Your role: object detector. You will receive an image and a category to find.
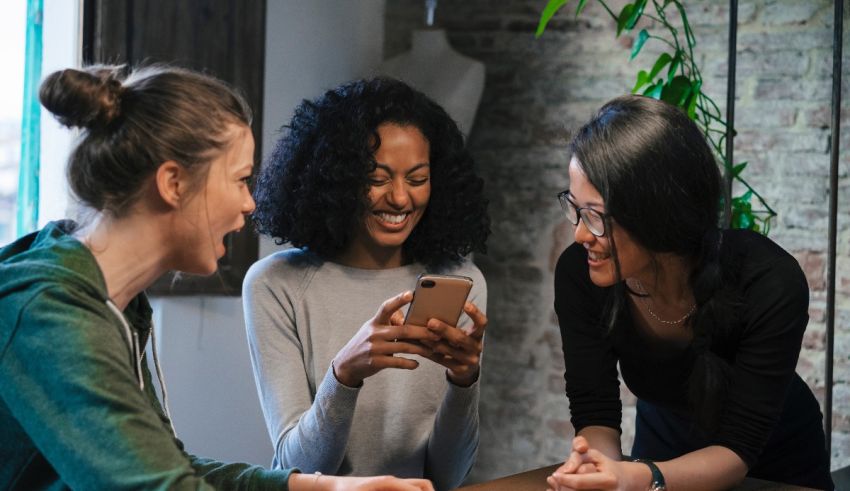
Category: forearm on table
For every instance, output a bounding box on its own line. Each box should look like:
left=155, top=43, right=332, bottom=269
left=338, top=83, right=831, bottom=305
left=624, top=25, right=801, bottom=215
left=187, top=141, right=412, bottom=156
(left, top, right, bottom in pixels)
left=426, top=380, right=480, bottom=489
left=276, top=366, right=360, bottom=473
left=651, top=445, right=747, bottom=491
left=288, top=472, right=346, bottom=491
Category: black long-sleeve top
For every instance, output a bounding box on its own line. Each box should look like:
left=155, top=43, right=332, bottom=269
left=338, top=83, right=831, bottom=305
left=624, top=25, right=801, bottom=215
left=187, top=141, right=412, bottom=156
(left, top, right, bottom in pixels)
left=554, top=229, right=817, bottom=469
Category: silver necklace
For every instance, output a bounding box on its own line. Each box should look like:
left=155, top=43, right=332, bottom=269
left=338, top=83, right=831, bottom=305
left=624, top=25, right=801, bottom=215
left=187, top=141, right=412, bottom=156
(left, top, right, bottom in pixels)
left=634, top=279, right=697, bottom=325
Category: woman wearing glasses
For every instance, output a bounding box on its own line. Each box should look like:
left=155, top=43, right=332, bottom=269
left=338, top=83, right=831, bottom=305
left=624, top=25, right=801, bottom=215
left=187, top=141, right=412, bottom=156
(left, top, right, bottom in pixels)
left=547, top=95, right=832, bottom=490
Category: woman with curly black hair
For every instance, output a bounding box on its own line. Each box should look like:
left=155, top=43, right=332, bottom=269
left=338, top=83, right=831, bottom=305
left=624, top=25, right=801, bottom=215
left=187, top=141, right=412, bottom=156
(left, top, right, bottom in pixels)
left=243, top=78, right=490, bottom=491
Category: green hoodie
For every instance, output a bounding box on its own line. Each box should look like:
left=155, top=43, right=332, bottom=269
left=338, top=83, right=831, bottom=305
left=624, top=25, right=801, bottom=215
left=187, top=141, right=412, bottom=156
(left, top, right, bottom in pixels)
left=0, top=221, right=294, bottom=490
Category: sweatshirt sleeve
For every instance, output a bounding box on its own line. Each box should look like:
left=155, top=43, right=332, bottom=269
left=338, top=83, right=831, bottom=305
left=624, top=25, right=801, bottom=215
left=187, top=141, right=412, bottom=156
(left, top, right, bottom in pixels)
left=243, top=260, right=360, bottom=474
left=554, top=242, right=622, bottom=434
left=425, top=265, right=486, bottom=490
left=711, top=247, right=810, bottom=467
left=0, top=286, right=295, bottom=490
left=138, top=350, right=297, bottom=490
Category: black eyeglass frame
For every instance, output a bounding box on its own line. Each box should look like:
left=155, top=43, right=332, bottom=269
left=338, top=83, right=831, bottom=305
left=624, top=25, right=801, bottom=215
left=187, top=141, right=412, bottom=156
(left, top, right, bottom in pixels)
left=557, top=190, right=609, bottom=237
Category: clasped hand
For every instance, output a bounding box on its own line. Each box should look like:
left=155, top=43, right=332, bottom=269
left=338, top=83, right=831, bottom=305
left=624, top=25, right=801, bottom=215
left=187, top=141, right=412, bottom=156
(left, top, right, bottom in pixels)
left=546, top=436, right=632, bottom=491
left=332, top=291, right=487, bottom=388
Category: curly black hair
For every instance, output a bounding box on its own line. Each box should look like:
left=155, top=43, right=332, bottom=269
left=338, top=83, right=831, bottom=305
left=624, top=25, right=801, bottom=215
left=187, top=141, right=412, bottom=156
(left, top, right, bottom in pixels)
left=252, top=77, right=490, bottom=269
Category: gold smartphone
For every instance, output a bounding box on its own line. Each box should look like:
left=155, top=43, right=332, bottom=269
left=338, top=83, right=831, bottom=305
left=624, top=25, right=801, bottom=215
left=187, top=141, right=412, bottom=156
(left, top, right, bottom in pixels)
left=404, top=274, right=474, bottom=327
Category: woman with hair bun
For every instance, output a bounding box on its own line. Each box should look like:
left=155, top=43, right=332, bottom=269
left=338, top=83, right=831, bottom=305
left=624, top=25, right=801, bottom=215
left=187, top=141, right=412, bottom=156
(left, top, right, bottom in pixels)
left=547, top=95, right=832, bottom=490
left=244, top=77, right=490, bottom=490
left=0, top=65, right=433, bottom=491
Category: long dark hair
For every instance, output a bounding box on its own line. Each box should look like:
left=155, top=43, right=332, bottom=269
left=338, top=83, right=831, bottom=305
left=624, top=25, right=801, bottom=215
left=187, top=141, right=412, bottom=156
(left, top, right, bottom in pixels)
left=570, top=94, right=737, bottom=431
left=40, top=64, right=252, bottom=216
left=251, top=77, right=490, bottom=269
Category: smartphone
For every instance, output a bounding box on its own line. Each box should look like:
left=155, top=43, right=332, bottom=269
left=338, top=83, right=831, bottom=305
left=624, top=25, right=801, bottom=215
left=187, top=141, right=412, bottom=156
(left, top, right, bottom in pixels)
left=404, top=274, right=474, bottom=327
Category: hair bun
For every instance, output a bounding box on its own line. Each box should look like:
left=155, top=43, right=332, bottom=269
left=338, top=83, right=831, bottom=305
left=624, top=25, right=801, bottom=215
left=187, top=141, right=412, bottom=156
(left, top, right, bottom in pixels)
left=39, top=65, right=127, bottom=129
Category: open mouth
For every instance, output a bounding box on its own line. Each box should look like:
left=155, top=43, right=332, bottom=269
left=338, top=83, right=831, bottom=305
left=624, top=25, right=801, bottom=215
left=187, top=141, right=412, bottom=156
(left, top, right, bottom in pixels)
left=374, top=211, right=411, bottom=226
left=585, top=247, right=612, bottom=267
left=587, top=250, right=611, bottom=261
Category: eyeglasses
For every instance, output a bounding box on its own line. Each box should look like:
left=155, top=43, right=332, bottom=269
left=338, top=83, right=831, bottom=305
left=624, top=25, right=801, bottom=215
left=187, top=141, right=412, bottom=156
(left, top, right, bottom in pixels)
left=557, top=191, right=608, bottom=237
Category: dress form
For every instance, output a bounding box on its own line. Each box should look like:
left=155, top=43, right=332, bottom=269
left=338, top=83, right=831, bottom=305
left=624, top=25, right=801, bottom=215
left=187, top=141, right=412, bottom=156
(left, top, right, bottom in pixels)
left=378, top=28, right=485, bottom=137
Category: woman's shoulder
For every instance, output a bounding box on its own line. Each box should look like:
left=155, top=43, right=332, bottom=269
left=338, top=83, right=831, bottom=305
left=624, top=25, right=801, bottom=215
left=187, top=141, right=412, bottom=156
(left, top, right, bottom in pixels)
left=244, top=248, right=322, bottom=292
left=553, top=242, right=609, bottom=306
left=555, top=241, right=589, bottom=282
left=721, top=230, right=808, bottom=317
left=437, top=257, right=487, bottom=286
left=724, top=228, right=791, bottom=257
left=722, top=229, right=804, bottom=283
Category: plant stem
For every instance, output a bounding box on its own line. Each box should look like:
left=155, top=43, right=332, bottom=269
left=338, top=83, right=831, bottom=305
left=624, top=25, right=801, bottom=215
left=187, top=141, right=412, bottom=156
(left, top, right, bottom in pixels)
left=549, top=0, right=778, bottom=233
left=647, top=34, right=677, bottom=50
left=734, top=175, right=778, bottom=216
left=597, top=0, right=618, bottom=21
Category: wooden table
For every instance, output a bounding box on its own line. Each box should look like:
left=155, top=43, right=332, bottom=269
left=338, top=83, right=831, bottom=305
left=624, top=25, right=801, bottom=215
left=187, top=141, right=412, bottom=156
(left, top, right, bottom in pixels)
left=457, top=464, right=819, bottom=490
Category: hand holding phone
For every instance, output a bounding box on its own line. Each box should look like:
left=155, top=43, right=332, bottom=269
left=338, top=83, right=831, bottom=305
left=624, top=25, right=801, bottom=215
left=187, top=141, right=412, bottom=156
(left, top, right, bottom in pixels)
left=332, top=291, right=441, bottom=387
left=405, top=274, right=487, bottom=386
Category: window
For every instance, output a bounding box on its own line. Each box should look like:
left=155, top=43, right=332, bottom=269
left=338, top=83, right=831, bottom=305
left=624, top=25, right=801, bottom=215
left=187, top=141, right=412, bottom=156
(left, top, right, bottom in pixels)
left=0, top=1, right=27, bottom=243
left=0, top=0, right=80, bottom=244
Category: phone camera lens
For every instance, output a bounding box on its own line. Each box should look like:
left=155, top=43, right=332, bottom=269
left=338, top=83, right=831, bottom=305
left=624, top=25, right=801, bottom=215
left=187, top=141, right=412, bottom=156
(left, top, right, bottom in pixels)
left=421, top=280, right=436, bottom=288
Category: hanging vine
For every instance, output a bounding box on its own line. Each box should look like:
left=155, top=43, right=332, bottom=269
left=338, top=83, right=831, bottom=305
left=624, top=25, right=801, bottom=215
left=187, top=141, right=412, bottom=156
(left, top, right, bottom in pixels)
left=537, top=0, right=776, bottom=234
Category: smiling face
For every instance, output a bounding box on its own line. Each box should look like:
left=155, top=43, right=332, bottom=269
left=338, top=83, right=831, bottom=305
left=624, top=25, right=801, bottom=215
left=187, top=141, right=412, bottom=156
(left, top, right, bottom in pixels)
left=178, top=124, right=256, bottom=275
left=343, top=122, right=431, bottom=269
left=569, top=156, right=652, bottom=287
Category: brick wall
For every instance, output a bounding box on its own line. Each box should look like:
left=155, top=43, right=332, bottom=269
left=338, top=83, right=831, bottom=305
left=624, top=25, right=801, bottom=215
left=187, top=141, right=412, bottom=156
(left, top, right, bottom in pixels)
left=385, top=0, right=849, bottom=481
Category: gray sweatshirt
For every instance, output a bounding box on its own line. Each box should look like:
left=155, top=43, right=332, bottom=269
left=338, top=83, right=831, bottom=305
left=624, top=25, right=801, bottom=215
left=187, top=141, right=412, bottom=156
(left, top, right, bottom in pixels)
left=242, top=249, right=486, bottom=491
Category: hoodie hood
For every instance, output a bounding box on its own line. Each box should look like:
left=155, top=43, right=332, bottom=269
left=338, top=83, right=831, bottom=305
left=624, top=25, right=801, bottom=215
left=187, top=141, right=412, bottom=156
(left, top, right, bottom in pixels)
left=0, top=220, right=152, bottom=330
left=0, top=220, right=107, bottom=302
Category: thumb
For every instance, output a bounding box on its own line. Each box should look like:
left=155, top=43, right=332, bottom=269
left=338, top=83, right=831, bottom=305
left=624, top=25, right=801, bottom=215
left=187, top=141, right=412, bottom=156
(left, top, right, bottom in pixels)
left=374, top=291, right=413, bottom=324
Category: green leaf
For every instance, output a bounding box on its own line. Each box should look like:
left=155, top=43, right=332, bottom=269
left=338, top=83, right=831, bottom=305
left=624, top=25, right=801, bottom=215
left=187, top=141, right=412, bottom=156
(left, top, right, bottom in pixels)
left=648, top=53, right=673, bottom=80
left=617, top=4, right=635, bottom=36
left=686, top=79, right=701, bottom=119
left=643, top=82, right=663, bottom=99
left=686, top=92, right=698, bottom=120
left=731, top=196, right=754, bottom=230
left=731, top=161, right=748, bottom=177
left=625, top=0, right=647, bottom=31
left=630, top=29, right=649, bottom=60
left=661, top=75, right=692, bottom=106
left=536, top=0, right=570, bottom=38
left=736, top=212, right=753, bottom=230
left=666, top=53, right=681, bottom=84
left=632, top=70, right=650, bottom=93
left=575, top=0, right=589, bottom=16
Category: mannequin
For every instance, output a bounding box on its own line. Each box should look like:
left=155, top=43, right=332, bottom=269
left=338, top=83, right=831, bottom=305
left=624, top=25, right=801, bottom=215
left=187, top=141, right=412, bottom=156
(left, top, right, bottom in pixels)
left=378, top=4, right=484, bottom=137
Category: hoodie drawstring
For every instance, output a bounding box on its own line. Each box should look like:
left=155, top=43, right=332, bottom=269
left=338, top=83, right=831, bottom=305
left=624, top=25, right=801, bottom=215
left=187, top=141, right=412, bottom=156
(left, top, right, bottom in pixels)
left=148, top=324, right=177, bottom=436
left=105, top=299, right=177, bottom=437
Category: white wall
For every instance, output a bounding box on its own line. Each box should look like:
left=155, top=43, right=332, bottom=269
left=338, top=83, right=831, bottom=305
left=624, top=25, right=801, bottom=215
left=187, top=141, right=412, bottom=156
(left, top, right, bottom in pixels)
left=260, top=0, right=386, bottom=257
left=151, top=0, right=386, bottom=466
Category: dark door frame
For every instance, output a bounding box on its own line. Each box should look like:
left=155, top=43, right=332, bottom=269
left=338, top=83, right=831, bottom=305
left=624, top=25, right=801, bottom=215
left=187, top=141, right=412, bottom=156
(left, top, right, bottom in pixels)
left=81, top=0, right=266, bottom=296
